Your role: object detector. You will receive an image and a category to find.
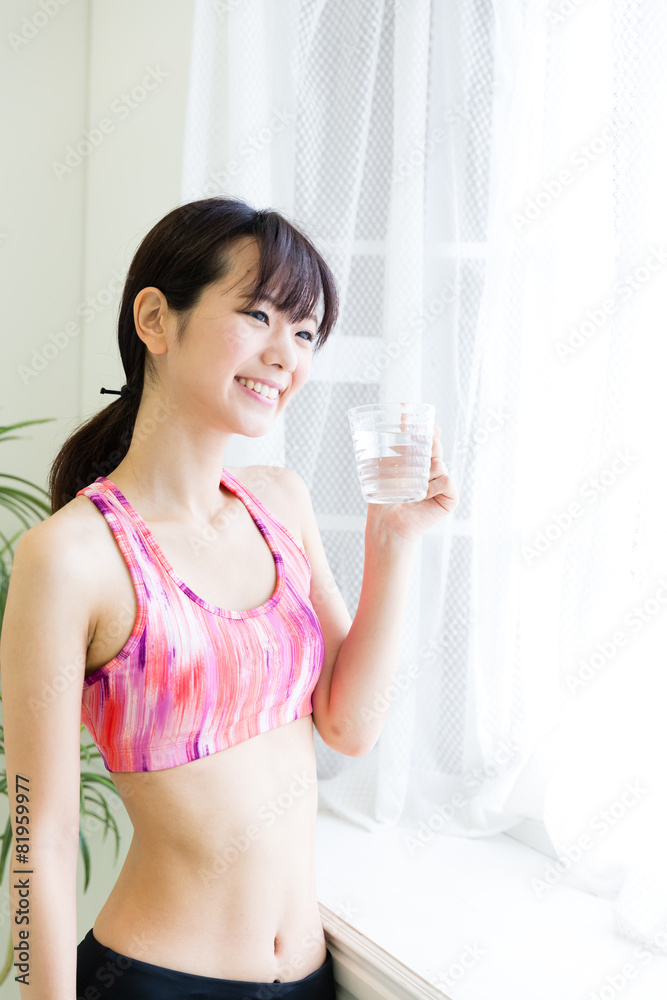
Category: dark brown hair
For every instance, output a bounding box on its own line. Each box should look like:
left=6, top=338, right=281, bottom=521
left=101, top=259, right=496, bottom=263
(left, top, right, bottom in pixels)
left=48, top=196, right=339, bottom=513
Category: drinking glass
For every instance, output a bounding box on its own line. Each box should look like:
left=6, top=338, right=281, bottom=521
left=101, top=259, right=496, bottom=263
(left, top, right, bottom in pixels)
left=347, top=402, right=435, bottom=503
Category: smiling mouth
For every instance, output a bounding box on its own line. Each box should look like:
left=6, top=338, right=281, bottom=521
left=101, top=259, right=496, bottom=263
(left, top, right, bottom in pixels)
left=234, top=377, right=281, bottom=403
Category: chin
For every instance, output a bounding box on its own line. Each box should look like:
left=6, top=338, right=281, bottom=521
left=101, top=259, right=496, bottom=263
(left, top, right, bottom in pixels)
left=237, top=422, right=272, bottom=437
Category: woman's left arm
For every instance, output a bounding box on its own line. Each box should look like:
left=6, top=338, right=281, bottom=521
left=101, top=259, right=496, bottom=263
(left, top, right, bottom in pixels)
left=289, top=424, right=459, bottom=757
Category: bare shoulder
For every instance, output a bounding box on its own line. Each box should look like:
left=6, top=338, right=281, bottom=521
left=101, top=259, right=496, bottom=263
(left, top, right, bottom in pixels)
left=257, top=465, right=308, bottom=514
left=271, top=466, right=309, bottom=508
left=227, top=464, right=308, bottom=543
left=14, top=494, right=110, bottom=584
left=227, top=464, right=304, bottom=505
left=18, top=494, right=103, bottom=549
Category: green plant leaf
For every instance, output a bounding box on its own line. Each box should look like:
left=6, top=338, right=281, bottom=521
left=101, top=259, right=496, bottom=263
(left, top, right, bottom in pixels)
left=0, top=418, right=56, bottom=437
left=80, top=772, right=123, bottom=863
left=0, top=487, right=51, bottom=525
left=79, top=829, right=91, bottom=893
left=0, top=471, right=50, bottom=491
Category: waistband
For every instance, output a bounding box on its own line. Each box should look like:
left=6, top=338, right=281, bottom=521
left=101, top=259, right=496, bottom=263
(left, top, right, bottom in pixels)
left=76, top=928, right=337, bottom=1000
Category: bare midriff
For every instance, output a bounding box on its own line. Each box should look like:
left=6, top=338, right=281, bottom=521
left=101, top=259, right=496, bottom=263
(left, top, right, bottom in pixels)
left=79, top=466, right=328, bottom=983
left=91, top=715, right=326, bottom=982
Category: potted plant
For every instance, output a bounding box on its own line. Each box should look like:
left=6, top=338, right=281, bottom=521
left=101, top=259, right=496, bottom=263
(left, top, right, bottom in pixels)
left=0, top=419, right=124, bottom=985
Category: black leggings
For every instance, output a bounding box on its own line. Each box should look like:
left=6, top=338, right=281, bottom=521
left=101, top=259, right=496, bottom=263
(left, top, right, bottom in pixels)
left=76, top=928, right=338, bottom=999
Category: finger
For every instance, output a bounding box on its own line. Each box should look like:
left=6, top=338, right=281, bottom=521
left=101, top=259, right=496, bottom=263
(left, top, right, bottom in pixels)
left=425, top=473, right=452, bottom=497
left=429, top=463, right=448, bottom=484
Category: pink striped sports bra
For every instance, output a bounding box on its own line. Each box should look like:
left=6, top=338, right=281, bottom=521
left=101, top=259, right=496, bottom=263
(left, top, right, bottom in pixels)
left=77, top=470, right=325, bottom=773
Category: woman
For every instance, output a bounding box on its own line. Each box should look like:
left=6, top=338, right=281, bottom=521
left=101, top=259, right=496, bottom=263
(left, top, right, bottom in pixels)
left=0, top=197, right=458, bottom=1000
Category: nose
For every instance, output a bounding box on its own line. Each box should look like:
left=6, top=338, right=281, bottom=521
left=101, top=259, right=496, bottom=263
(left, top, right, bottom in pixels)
left=265, top=322, right=298, bottom=372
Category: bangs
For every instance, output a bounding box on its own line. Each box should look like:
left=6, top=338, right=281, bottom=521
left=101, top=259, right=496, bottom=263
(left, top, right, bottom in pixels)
left=231, top=212, right=336, bottom=351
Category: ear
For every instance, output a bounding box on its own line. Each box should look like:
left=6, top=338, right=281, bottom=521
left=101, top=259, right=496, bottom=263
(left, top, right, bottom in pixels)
left=133, top=286, right=172, bottom=356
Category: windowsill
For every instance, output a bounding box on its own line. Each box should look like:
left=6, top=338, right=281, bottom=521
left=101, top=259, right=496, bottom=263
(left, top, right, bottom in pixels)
left=315, top=809, right=666, bottom=1000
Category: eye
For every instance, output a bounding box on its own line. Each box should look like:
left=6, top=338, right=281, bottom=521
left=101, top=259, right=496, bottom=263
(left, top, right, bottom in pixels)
left=246, top=309, right=269, bottom=324
left=246, top=310, right=314, bottom=343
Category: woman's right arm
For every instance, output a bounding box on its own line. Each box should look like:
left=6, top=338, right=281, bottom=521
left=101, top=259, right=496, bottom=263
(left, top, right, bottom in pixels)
left=0, top=518, right=94, bottom=1000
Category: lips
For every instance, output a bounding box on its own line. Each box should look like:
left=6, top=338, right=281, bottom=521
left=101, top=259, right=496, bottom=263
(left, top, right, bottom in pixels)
left=234, top=377, right=280, bottom=405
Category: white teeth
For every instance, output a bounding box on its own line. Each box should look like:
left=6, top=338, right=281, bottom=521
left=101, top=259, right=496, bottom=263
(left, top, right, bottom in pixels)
left=236, top=377, right=279, bottom=399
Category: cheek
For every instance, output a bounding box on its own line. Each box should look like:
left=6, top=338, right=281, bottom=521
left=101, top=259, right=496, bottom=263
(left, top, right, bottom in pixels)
left=217, top=331, right=244, bottom=358
left=203, top=328, right=249, bottom=368
left=295, top=351, right=313, bottom=383
left=228, top=324, right=254, bottom=348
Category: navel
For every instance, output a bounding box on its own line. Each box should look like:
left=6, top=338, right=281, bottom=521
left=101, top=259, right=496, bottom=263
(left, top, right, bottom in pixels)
left=272, top=934, right=281, bottom=982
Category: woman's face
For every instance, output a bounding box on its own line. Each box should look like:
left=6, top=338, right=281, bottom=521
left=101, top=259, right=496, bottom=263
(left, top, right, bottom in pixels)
left=156, top=238, right=317, bottom=436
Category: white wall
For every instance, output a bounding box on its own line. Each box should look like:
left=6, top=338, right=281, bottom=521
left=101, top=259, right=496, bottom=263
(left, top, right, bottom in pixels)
left=0, top=2, right=195, bottom=995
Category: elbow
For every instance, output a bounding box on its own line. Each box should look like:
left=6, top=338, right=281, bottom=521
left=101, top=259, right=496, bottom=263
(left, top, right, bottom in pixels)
left=349, top=741, right=375, bottom=757
left=312, top=704, right=378, bottom=757
left=336, top=738, right=373, bottom=757
left=315, top=718, right=376, bottom=757
left=324, top=736, right=371, bottom=757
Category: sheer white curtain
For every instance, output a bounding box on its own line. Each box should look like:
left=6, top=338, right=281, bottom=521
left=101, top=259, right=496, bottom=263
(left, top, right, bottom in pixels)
left=181, top=0, right=667, bottom=954
left=525, top=0, right=667, bottom=954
